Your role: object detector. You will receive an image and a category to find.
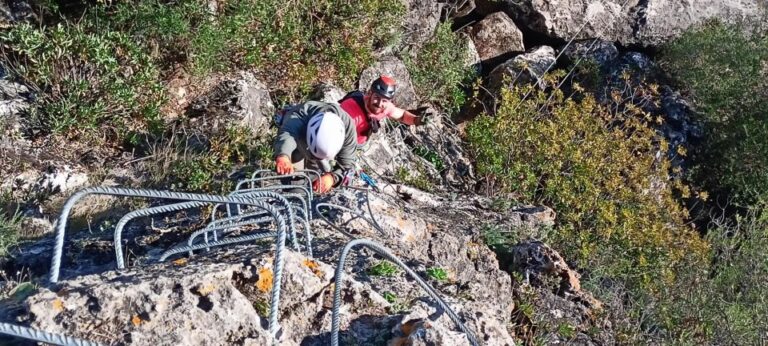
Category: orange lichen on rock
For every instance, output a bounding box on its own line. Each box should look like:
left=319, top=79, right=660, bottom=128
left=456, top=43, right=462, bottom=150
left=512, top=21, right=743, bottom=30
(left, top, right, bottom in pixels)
left=256, top=267, right=274, bottom=293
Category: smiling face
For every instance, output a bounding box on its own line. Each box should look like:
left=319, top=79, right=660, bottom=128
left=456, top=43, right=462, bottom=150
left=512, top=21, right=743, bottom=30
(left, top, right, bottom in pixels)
left=365, top=91, right=392, bottom=115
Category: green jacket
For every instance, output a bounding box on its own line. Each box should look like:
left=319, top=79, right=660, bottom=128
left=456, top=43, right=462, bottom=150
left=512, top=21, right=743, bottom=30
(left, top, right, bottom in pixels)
left=273, top=101, right=357, bottom=183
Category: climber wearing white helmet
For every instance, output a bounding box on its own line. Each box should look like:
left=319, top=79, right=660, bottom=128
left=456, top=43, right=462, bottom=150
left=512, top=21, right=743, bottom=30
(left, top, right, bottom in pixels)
left=273, top=101, right=357, bottom=193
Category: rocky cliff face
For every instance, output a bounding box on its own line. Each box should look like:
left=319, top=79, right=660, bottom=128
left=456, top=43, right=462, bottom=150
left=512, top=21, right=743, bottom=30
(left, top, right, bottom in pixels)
left=4, top=179, right=599, bottom=345
left=0, top=0, right=760, bottom=344
left=472, top=0, right=766, bottom=47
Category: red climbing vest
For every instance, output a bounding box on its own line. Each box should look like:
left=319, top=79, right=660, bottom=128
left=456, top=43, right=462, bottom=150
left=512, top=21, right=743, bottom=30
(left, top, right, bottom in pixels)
left=339, top=91, right=379, bottom=145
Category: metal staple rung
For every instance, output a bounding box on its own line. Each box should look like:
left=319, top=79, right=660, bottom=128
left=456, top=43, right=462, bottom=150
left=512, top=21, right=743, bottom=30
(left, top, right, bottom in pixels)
left=330, top=239, right=479, bottom=346
left=50, top=187, right=288, bottom=342
left=0, top=322, right=104, bottom=346
left=159, top=232, right=278, bottom=262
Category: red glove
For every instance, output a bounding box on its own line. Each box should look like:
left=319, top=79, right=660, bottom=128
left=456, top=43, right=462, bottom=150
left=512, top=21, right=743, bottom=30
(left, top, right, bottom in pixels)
left=275, top=155, right=294, bottom=175
left=312, top=174, right=335, bottom=194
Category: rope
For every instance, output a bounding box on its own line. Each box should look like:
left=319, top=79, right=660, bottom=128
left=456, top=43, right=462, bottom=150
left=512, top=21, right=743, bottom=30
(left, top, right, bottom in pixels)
left=0, top=322, right=103, bottom=346
left=330, top=238, right=479, bottom=346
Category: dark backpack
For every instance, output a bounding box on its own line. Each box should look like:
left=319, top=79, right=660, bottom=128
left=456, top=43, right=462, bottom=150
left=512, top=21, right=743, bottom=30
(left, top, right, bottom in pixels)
left=340, top=91, right=380, bottom=135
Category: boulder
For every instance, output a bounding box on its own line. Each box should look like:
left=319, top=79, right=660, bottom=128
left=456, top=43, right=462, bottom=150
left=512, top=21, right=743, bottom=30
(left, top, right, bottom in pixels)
left=308, top=82, right=346, bottom=104
left=20, top=250, right=395, bottom=345
left=359, top=57, right=420, bottom=110
left=488, top=45, right=557, bottom=94
left=469, top=12, right=525, bottom=62
left=188, top=71, right=275, bottom=137
left=474, top=0, right=766, bottom=47
left=2, top=166, right=89, bottom=204
left=561, top=39, right=619, bottom=67
left=398, top=0, right=444, bottom=53
left=636, top=0, right=766, bottom=46
left=457, top=29, right=482, bottom=72
left=0, top=78, right=30, bottom=118
left=0, top=0, right=34, bottom=26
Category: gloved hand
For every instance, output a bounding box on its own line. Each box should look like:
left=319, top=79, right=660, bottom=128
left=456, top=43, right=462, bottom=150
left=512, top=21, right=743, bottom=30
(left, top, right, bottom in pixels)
left=410, top=106, right=436, bottom=126
left=275, top=155, right=294, bottom=175
left=312, top=173, right=335, bottom=194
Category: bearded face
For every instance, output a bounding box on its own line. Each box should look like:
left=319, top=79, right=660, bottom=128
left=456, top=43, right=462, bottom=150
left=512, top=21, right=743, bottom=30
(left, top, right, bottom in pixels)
left=365, top=92, right=392, bottom=120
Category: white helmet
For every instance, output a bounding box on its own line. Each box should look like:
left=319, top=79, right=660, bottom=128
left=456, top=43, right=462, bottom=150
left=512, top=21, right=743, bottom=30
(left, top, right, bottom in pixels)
left=306, top=111, right=345, bottom=159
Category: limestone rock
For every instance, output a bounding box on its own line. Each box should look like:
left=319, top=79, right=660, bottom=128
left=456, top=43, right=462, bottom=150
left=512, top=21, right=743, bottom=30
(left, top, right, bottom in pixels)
left=189, top=71, right=275, bottom=137
left=308, top=83, right=346, bottom=104
left=399, top=0, right=444, bottom=52
left=469, top=12, right=525, bottom=61
left=562, top=39, right=619, bottom=67
left=474, top=0, right=766, bottom=47
left=488, top=45, right=557, bottom=96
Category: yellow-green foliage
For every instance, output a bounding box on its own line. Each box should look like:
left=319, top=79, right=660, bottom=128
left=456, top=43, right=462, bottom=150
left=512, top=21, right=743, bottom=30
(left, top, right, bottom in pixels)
left=467, top=78, right=709, bottom=294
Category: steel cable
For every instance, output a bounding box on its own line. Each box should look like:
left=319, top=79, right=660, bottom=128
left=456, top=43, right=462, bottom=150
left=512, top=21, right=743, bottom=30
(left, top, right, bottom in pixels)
left=0, top=322, right=104, bottom=346
left=330, top=238, right=479, bottom=346
left=230, top=186, right=311, bottom=219
left=315, top=203, right=387, bottom=237
left=186, top=206, right=313, bottom=258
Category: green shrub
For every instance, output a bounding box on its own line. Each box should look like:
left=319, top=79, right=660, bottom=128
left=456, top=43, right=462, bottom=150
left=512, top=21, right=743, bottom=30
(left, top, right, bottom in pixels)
left=101, top=0, right=404, bottom=92
left=406, top=22, right=477, bottom=113
left=466, top=77, right=709, bottom=305
left=0, top=209, right=22, bottom=257
left=382, top=291, right=397, bottom=304
left=660, top=20, right=768, bottom=206
left=425, top=266, right=448, bottom=282
left=154, top=126, right=273, bottom=193
left=0, top=22, right=166, bottom=140
left=367, top=260, right=399, bottom=277
left=394, top=166, right=434, bottom=192
left=413, top=146, right=445, bottom=172
left=660, top=206, right=768, bottom=344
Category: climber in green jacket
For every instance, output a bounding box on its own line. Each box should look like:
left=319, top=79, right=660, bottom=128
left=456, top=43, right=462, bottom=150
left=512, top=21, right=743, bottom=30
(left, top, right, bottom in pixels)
left=273, top=101, right=357, bottom=194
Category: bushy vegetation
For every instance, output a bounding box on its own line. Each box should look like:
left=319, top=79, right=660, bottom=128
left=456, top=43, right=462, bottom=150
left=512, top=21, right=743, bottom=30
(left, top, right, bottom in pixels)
left=1, top=0, right=405, bottom=145
left=100, top=0, right=404, bottom=92
left=661, top=20, right=768, bottom=207
left=367, top=260, right=399, bottom=277
left=654, top=23, right=768, bottom=343
left=657, top=208, right=768, bottom=344
left=144, top=125, right=273, bottom=193
left=0, top=209, right=22, bottom=257
left=406, top=22, right=477, bottom=114
left=467, top=75, right=710, bottom=339
left=0, top=23, right=166, bottom=142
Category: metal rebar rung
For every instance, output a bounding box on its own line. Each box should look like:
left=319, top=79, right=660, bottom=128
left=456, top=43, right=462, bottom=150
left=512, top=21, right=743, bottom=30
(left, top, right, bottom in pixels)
left=49, top=187, right=288, bottom=342
left=159, top=232, right=278, bottom=262
left=330, top=239, right=479, bottom=346
left=0, top=322, right=104, bottom=346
